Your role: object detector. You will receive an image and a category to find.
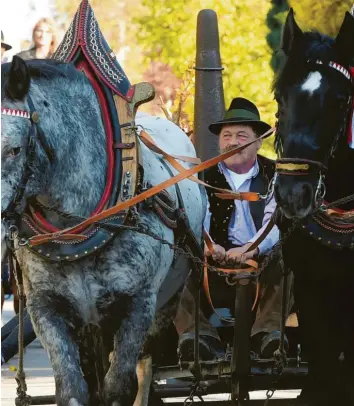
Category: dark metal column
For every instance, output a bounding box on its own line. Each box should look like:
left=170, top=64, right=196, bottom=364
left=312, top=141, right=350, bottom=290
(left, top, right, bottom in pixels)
left=231, top=280, right=254, bottom=404
left=193, top=9, right=225, bottom=163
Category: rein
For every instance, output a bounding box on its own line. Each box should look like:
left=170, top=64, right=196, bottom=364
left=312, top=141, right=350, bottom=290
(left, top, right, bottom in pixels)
left=26, top=127, right=275, bottom=247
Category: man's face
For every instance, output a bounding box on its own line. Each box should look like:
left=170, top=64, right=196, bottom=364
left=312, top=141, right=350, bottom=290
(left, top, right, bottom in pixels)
left=1, top=45, right=6, bottom=60
left=219, top=124, right=261, bottom=168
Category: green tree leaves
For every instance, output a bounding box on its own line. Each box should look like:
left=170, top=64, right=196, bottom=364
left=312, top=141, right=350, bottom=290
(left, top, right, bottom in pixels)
left=56, top=0, right=352, bottom=157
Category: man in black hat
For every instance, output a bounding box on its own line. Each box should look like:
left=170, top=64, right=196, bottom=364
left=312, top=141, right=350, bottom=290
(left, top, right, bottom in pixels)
left=1, top=31, right=12, bottom=63
left=175, top=97, right=292, bottom=360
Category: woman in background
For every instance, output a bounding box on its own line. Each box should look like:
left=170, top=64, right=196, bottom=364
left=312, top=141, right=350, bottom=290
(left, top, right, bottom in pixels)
left=17, top=17, right=58, bottom=60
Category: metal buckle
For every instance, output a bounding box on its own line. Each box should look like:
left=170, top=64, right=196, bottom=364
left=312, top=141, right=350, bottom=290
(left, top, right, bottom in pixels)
left=8, top=224, right=19, bottom=241
left=259, top=173, right=277, bottom=200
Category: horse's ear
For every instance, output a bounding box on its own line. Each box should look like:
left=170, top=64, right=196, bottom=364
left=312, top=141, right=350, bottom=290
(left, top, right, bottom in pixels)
left=280, top=8, right=304, bottom=56
left=334, top=12, right=354, bottom=65
left=5, top=56, right=30, bottom=101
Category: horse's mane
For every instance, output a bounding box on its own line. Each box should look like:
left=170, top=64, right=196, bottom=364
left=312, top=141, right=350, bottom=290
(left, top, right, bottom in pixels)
left=1, top=59, right=83, bottom=99
left=273, top=31, right=335, bottom=153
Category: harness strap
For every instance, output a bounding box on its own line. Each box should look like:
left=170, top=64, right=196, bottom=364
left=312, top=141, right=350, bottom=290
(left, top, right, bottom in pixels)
left=203, top=230, right=260, bottom=322
left=245, top=214, right=276, bottom=253
left=202, top=262, right=261, bottom=323
left=139, top=130, right=260, bottom=199
left=214, top=192, right=260, bottom=202
left=8, top=246, right=31, bottom=406
left=203, top=230, right=258, bottom=272
left=28, top=127, right=274, bottom=246
left=27, top=98, right=55, bottom=164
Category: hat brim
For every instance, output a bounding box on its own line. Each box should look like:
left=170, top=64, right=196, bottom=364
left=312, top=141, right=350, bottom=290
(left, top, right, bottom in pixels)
left=209, top=117, right=272, bottom=138
left=1, top=42, right=12, bottom=51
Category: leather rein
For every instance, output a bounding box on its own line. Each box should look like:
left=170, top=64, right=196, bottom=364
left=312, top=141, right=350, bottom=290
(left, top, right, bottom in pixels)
left=7, top=125, right=274, bottom=247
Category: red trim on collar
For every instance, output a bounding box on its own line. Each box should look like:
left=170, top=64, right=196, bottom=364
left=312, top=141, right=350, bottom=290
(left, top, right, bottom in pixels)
left=32, top=59, right=114, bottom=234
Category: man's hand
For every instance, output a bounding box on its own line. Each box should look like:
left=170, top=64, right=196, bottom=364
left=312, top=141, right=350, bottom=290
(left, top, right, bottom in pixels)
left=225, top=243, right=259, bottom=265
left=205, top=244, right=226, bottom=262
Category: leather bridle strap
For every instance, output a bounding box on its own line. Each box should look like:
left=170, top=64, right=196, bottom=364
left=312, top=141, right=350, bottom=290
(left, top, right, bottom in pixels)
left=1, top=97, right=55, bottom=219
left=26, top=97, right=55, bottom=164
left=28, top=127, right=275, bottom=246
left=275, top=158, right=327, bottom=176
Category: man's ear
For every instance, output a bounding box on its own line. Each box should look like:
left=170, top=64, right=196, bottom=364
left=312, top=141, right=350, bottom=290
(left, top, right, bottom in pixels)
left=256, top=138, right=263, bottom=151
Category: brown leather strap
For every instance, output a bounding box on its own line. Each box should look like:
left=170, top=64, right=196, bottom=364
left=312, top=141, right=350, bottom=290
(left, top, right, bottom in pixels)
left=28, top=127, right=274, bottom=246
left=203, top=262, right=234, bottom=323
left=139, top=130, right=202, bottom=166
left=215, top=192, right=260, bottom=202
left=113, top=142, right=135, bottom=149
left=203, top=229, right=258, bottom=273
left=203, top=229, right=260, bottom=318
left=244, top=216, right=276, bottom=253
left=139, top=130, right=259, bottom=199
left=203, top=261, right=260, bottom=322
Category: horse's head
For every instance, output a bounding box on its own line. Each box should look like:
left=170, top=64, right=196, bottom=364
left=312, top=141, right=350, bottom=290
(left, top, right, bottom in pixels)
left=273, top=9, right=354, bottom=219
left=1, top=57, right=54, bottom=217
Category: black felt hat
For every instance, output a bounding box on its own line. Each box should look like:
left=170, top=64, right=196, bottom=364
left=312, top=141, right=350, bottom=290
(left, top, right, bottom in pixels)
left=208, top=97, right=271, bottom=137
left=1, top=31, right=12, bottom=51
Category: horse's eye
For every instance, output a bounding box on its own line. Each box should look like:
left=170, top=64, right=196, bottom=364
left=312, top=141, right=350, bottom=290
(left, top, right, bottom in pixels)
left=8, top=147, right=21, bottom=157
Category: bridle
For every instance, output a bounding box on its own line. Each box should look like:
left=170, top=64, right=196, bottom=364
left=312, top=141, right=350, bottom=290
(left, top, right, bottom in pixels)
left=1, top=95, right=55, bottom=221
left=274, top=59, right=353, bottom=206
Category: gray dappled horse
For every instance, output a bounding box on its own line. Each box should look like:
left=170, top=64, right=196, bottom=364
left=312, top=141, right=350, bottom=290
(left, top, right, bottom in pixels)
left=1, top=57, right=205, bottom=406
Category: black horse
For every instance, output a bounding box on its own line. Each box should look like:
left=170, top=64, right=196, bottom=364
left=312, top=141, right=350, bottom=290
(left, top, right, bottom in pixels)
left=273, top=9, right=354, bottom=406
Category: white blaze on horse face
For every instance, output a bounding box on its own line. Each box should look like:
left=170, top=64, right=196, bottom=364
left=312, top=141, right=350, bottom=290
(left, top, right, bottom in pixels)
left=301, top=71, right=322, bottom=96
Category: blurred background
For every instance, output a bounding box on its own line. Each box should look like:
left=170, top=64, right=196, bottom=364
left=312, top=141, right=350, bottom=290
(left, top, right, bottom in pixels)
left=1, top=0, right=351, bottom=156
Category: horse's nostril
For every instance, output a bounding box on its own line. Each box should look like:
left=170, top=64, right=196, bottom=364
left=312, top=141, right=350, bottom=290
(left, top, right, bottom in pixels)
left=301, top=184, right=313, bottom=208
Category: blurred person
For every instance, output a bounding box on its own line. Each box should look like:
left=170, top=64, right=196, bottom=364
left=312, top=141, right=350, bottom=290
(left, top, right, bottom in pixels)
left=1, top=30, right=12, bottom=63
left=17, top=17, right=58, bottom=60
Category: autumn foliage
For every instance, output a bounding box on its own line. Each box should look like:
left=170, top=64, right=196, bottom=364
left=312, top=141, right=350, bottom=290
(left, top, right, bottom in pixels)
left=56, top=0, right=352, bottom=156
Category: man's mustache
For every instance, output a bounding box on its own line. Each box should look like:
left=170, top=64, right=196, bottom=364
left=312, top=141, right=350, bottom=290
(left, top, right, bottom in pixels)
left=220, top=144, right=242, bottom=154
